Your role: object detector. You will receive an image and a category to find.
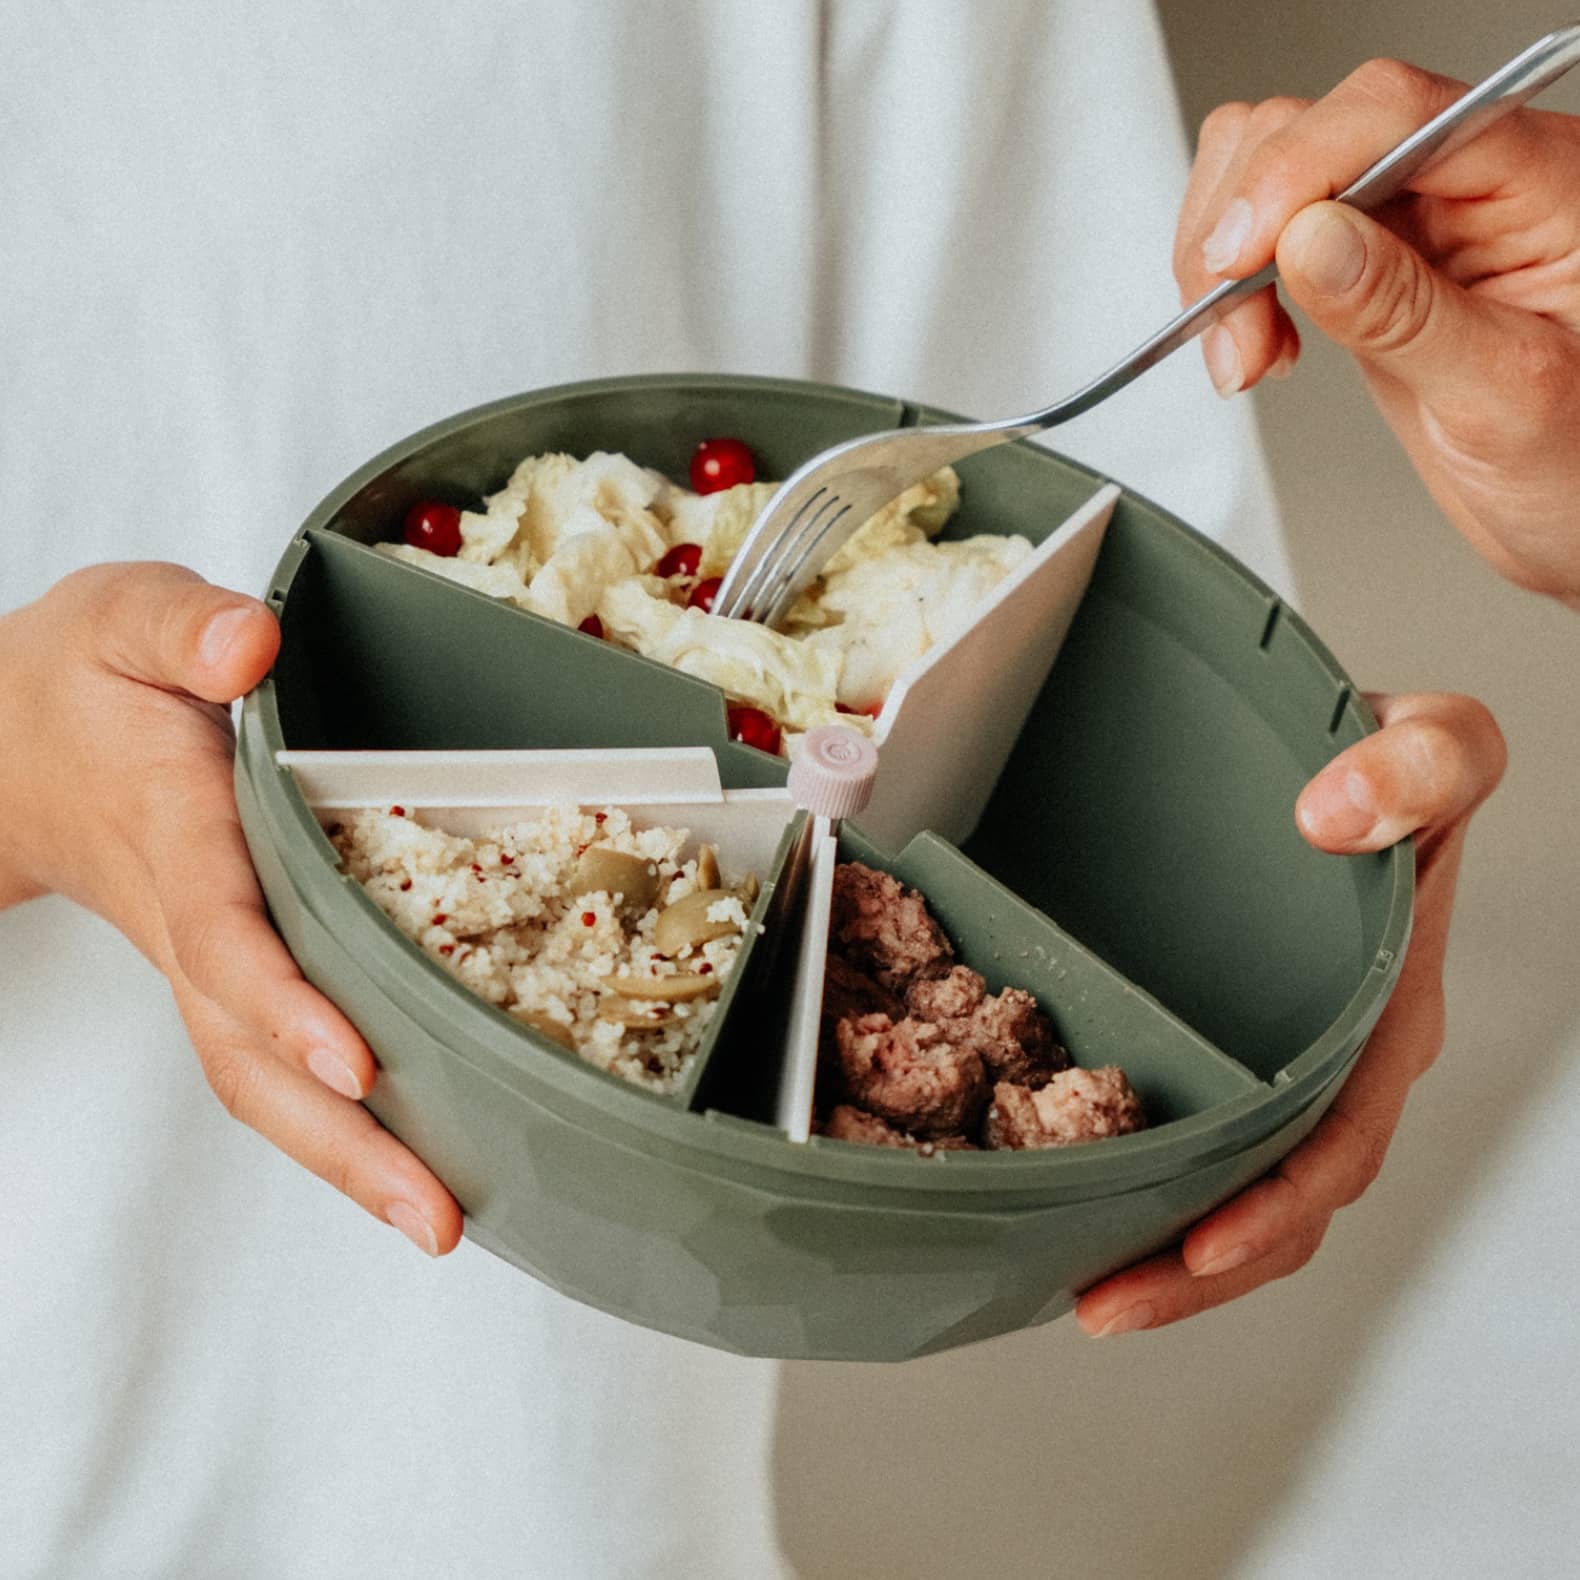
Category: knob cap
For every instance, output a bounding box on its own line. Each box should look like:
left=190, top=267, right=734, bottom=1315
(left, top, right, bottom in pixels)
left=787, top=725, right=879, bottom=819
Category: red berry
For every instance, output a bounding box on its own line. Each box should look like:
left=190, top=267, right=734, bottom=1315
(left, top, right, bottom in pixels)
left=581, top=911, right=597, bottom=927
left=403, top=500, right=463, bottom=557
left=690, top=437, right=755, bottom=495
left=654, top=542, right=703, bottom=579
left=688, top=576, right=722, bottom=613
left=578, top=614, right=604, bottom=639
left=727, top=704, right=782, bottom=756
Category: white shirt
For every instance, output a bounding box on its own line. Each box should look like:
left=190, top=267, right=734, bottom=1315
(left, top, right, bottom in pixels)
left=0, top=4, right=1285, bottom=1576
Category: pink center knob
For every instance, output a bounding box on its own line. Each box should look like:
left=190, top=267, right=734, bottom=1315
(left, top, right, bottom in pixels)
left=787, top=725, right=879, bottom=820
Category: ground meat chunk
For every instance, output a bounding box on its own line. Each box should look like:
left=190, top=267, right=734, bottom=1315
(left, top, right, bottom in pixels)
left=818, top=861, right=1140, bottom=1152
left=908, top=970, right=1069, bottom=1088
left=824, top=953, right=904, bottom=1029
left=905, top=964, right=986, bottom=1021
left=818, top=955, right=905, bottom=1096
left=830, top=862, right=953, bottom=993
left=982, top=1068, right=1147, bottom=1150
left=959, top=986, right=1071, bottom=1087
left=835, top=1013, right=989, bottom=1137
left=820, top=1104, right=913, bottom=1148
left=819, top=1104, right=976, bottom=1153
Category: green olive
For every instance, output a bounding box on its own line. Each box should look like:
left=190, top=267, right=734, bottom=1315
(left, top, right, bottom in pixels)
left=696, top=844, right=720, bottom=891
left=653, top=888, right=742, bottom=956
left=514, top=1009, right=577, bottom=1052
left=570, top=846, right=660, bottom=911
left=609, top=971, right=720, bottom=1003
left=595, top=995, right=679, bottom=1029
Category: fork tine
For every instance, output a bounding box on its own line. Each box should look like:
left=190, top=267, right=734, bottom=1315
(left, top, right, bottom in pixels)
left=753, top=492, right=846, bottom=608
left=758, top=500, right=853, bottom=627
left=725, top=485, right=840, bottom=619
left=738, top=489, right=833, bottom=614
left=715, top=483, right=826, bottom=618
left=714, top=420, right=1023, bottom=623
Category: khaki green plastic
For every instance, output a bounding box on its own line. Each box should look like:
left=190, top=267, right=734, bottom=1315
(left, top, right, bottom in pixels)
left=235, top=373, right=1412, bottom=1361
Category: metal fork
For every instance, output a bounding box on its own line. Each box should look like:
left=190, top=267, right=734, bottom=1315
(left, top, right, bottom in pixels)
left=714, top=23, right=1580, bottom=629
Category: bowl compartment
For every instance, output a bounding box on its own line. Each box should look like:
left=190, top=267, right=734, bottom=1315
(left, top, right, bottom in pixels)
left=320, top=375, right=909, bottom=548
left=271, top=528, right=785, bottom=785
left=246, top=729, right=807, bottom=1115
left=962, top=483, right=1409, bottom=1083
left=830, top=826, right=1263, bottom=1133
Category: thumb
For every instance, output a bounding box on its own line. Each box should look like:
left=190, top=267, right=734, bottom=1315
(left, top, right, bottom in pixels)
left=1295, top=692, right=1505, bottom=855
left=70, top=562, right=280, bottom=704
left=1275, top=202, right=1498, bottom=390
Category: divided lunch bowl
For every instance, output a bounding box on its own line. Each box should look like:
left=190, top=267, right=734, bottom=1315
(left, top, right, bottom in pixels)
left=236, top=374, right=1413, bottom=1361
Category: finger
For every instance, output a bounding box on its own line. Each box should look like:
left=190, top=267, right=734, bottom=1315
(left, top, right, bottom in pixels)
left=1074, top=1225, right=1318, bottom=1336
left=1295, top=692, right=1505, bottom=853
left=1266, top=312, right=1302, bottom=379
left=1174, top=101, right=1255, bottom=286
left=1189, top=61, right=1502, bottom=282
left=1175, top=98, right=1306, bottom=391
left=1180, top=1046, right=1415, bottom=1278
left=1077, top=890, right=1450, bottom=1338
left=143, top=737, right=381, bottom=1102
left=177, top=981, right=464, bottom=1255
left=60, top=561, right=279, bottom=704
left=1275, top=201, right=1535, bottom=404
left=1180, top=96, right=1309, bottom=296
left=1201, top=285, right=1300, bottom=395
left=1398, top=109, right=1580, bottom=299
left=1076, top=1044, right=1418, bottom=1333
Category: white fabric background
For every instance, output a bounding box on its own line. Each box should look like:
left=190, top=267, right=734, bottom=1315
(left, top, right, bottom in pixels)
left=0, top=3, right=1351, bottom=1578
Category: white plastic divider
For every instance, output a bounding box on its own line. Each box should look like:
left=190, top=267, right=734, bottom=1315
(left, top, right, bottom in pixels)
left=854, top=483, right=1118, bottom=852
left=772, top=819, right=839, bottom=1143
left=279, top=746, right=796, bottom=882
left=279, top=747, right=725, bottom=808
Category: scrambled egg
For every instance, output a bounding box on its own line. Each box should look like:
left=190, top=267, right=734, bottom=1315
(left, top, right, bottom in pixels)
left=377, top=450, right=1029, bottom=739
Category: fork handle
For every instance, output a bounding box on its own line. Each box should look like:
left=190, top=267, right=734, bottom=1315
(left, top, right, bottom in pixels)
left=1003, top=22, right=1580, bottom=437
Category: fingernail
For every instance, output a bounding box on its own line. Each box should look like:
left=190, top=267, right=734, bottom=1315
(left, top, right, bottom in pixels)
left=199, top=606, right=254, bottom=668
left=1203, top=326, right=1243, bottom=397
left=386, top=1202, right=438, bottom=1257
left=1092, top=1301, right=1154, bottom=1338
left=1202, top=197, right=1253, bottom=274
left=1291, top=204, right=1367, bottom=296
left=307, top=1045, right=363, bottom=1100
left=1300, top=766, right=1377, bottom=844
left=1193, top=1243, right=1254, bottom=1277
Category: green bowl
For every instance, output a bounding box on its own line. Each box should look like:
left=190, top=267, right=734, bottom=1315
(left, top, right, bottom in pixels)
left=237, top=374, right=1412, bottom=1360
